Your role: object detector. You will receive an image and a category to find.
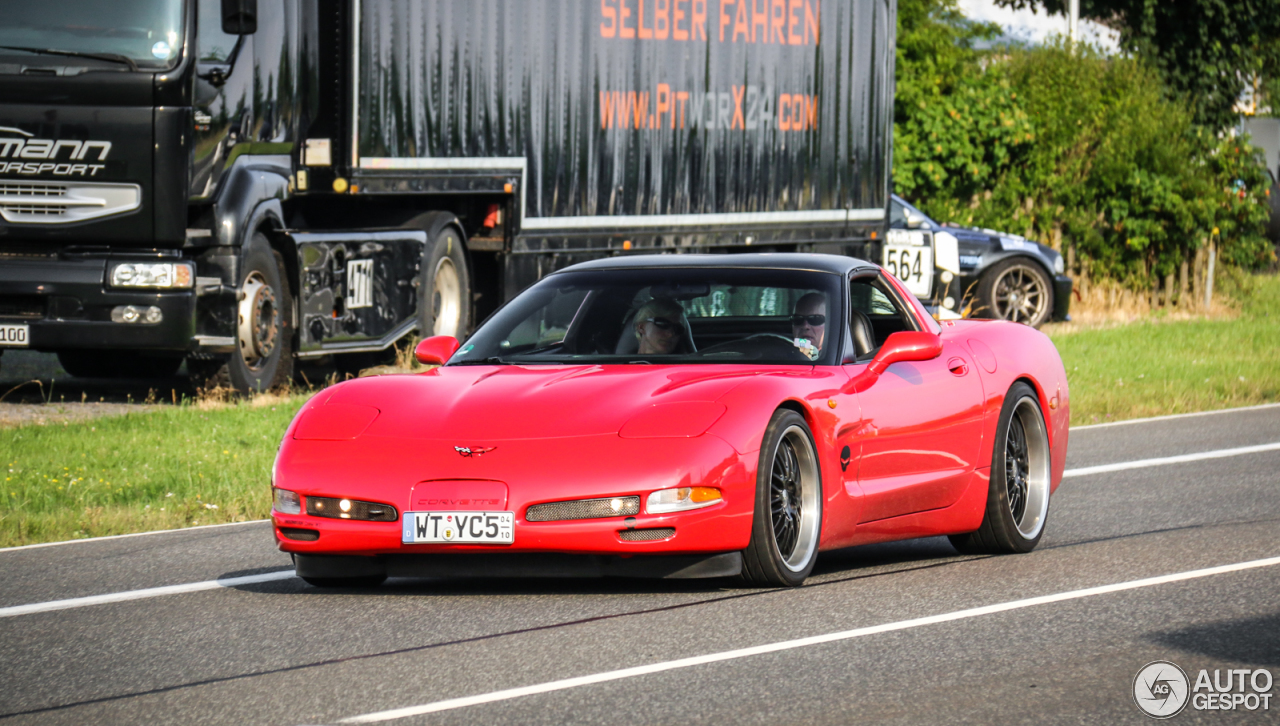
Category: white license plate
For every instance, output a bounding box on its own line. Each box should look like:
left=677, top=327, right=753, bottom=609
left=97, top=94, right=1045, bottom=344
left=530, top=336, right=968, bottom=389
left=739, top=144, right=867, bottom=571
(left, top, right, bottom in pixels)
left=883, top=244, right=934, bottom=297
left=0, top=324, right=29, bottom=347
left=402, top=511, right=514, bottom=544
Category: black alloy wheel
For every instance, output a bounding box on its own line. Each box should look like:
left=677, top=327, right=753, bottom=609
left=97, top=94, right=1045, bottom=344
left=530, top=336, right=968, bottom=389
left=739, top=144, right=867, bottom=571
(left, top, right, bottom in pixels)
left=975, top=258, right=1054, bottom=328
left=741, top=409, right=822, bottom=587
left=950, top=382, right=1052, bottom=554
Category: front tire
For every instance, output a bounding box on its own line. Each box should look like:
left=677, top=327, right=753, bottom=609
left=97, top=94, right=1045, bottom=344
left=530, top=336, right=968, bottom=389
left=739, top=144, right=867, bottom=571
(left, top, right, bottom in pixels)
left=950, top=382, right=1052, bottom=554
left=741, top=409, right=823, bottom=587
left=189, top=234, right=294, bottom=395
left=975, top=258, right=1053, bottom=328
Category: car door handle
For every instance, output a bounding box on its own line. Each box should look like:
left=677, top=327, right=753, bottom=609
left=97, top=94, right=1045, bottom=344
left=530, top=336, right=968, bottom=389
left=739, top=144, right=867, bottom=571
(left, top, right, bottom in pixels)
left=947, top=357, right=968, bottom=376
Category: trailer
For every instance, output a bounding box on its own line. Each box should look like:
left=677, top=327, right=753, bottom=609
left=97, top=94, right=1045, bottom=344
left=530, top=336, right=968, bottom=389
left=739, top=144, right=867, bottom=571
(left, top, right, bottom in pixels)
left=0, top=0, right=935, bottom=393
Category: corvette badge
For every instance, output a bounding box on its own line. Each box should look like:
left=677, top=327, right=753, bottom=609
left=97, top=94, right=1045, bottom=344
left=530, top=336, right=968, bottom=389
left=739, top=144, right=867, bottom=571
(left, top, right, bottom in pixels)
left=454, top=446, right=496, bottom=458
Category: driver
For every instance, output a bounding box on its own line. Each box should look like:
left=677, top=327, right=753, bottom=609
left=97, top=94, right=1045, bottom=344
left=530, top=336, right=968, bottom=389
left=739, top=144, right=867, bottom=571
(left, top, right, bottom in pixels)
left=790, top=292, right=827, bottom=360
left=634, top=298, right=689, bottom=355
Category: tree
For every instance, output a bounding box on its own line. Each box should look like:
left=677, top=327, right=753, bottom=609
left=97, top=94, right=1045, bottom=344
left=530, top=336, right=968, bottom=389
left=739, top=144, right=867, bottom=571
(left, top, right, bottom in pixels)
left=996, top=0, right=1280, bottom=128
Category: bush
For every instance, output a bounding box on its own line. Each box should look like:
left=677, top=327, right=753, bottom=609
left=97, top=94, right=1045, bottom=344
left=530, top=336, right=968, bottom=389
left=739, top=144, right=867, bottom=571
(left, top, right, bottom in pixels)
left=894, top=0, right=1277, bottom=290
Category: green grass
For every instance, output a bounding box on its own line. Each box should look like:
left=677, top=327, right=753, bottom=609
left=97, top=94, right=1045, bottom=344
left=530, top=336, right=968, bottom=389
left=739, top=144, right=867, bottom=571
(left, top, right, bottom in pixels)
left=1, top=395, right=309, bottom=547
left=1049, top=273, right=1280, bottom=426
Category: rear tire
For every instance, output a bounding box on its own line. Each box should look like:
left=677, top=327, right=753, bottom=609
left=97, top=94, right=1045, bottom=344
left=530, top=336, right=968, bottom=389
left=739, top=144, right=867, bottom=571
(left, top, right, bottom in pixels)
left=949, top=382, right=1051, bottom=554
left=189, top=234, right=294, bottom=395
left=741, top=409, right=823, bottom=587
left=404, top=212, right=472, bottom=339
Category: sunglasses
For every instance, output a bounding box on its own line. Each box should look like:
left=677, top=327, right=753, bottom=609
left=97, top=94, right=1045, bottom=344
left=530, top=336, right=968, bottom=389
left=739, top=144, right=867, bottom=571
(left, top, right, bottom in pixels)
left=790, top=314, right=826, bottom=326
left=644, top=317, right=679, bottom=331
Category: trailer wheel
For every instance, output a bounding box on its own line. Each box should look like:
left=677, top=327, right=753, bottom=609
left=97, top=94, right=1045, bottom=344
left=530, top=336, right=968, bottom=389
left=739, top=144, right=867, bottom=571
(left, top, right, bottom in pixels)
left=404, top=212, right=471, bottom=339
left=191, top=234, right=294, bottom=394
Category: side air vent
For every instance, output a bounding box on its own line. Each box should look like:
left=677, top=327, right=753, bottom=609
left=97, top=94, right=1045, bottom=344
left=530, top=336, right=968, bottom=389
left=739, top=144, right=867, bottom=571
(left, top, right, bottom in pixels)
left=0, top=181, right=141, bottom=224
left=619, top=527, right=676, bottom=541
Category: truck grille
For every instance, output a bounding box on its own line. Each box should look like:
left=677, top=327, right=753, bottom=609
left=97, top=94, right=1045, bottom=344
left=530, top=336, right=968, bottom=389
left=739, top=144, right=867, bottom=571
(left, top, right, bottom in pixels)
left=0, top=181, right=141, bottom=224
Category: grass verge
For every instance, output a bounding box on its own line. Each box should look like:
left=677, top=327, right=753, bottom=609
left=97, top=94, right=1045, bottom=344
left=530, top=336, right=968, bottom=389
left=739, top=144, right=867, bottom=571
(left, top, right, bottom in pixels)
left=1049, top=273, right=1280, bottom=426
left=1, top=394, right=309, bottom=548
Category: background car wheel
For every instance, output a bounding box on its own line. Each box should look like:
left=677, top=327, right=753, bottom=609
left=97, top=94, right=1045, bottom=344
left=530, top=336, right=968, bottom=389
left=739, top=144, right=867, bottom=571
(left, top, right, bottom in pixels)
left=301, top=575, right=387, bottom=589
left=950, top=382, right=1052, bottom=554
left=58, top=351, right=183, bottom=379
left=975, top=258, right=1054, bottom=328
left=188, top=234, right=294, bottom=395
left=404, top=212, right=472, bottom=339
left=741, top=409, right=823, bottom=587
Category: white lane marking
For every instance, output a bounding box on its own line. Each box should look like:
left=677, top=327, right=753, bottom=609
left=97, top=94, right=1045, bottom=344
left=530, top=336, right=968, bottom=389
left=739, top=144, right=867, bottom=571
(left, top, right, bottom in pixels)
left=1063, top=442, right=1280, bottom=478
left=337, top=555, right=1280, bottom=723
left=1072, top=402, right=1280, bottom=430
left=0, top=519, right=270, bottom=554
left=0, top=570, right=295, bottom=619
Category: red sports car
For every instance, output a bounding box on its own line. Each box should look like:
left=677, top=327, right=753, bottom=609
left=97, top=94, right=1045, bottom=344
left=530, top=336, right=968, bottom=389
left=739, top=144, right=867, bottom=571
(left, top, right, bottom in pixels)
left=272, top=254, right=1069, bottom=587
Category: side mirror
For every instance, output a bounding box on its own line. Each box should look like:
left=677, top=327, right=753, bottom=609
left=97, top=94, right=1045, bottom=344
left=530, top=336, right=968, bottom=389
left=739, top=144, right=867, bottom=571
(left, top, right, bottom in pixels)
left=843, top=331, right=942, bottom=393
left=414, top=335, right=460, bottom=365
left=905, top=211, right=924, bottom=229
left=222, top=0, right=258, bottom=34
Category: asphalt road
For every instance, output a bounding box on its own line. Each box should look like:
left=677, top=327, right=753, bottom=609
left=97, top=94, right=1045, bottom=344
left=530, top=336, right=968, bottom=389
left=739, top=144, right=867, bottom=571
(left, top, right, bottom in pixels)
left=2, top=405, right=1278, bottom=725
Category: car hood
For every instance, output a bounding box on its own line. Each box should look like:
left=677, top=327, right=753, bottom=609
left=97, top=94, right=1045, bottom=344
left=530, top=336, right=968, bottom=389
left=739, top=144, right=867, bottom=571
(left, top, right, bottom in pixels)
left=312, top=364, right=771, bottom=441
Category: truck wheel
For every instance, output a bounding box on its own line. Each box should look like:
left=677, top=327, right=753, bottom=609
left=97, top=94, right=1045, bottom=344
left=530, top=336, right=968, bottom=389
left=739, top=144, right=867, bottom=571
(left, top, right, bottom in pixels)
left=404, top=212, right=471, bottom=338
left=58, top=351, right=183, bottom=379
left=192, top=235, right=294, bottom=394
left=975, top=258, right=1053, bottom=328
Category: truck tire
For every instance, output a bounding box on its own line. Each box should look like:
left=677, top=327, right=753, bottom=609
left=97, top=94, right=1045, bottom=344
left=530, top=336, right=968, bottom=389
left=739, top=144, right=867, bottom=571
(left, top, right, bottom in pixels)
left=190, top=234, right=294, bottom=394
left=58, top=351, right=183, bottom=379
left=404, top=212, right=471, bottom=339
left=974, top=258, right=1054, bottom=328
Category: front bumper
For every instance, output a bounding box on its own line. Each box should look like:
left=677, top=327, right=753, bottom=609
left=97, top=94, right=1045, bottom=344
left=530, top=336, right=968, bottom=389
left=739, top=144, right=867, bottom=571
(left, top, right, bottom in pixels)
left=0, top=255, right=195, bottom=351
left=1052, top=274, right=1072, bottom=322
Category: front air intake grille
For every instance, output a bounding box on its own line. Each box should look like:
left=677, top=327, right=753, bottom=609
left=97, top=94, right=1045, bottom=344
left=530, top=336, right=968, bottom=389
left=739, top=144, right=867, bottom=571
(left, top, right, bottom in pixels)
left=279, top=527, right=319, bottom=541
left=0, top=181, right=141, bottom=224
left=306, top=496, right=398, bottom=522
left=618, top=527, right=676, bottom=541
left=0, top=295, right=43, bottom=319
left=526, top=496, right=641, bottom=522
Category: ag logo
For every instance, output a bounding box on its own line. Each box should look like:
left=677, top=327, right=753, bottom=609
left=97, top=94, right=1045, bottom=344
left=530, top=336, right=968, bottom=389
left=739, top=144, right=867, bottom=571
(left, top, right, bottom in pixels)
left=1134, top=660, right=1190, bottom=718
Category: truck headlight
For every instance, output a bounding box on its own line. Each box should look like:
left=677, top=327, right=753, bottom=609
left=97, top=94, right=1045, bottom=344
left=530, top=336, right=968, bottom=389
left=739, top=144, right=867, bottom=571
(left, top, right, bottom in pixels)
left=109, top=262, right=193, bottom=289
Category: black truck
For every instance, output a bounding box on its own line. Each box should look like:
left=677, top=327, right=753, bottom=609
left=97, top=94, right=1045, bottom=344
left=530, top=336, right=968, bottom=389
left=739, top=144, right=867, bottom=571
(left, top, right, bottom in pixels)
left=0, top=0, right=929, bottom=393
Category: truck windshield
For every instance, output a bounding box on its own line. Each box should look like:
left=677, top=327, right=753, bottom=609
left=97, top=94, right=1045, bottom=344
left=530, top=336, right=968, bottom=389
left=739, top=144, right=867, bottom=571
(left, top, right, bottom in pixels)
left=0, top=0, right=184, bottom=71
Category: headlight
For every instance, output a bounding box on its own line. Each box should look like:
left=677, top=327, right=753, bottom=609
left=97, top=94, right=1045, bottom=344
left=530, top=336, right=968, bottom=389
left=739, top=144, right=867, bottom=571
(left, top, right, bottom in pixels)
left=109, top=262, right=193, bottom=289
left=1053, top=254, right=1065, bottom=275
left=273, top=488, right=302, bottom=515
left=646, top=487, right=722, bottom=514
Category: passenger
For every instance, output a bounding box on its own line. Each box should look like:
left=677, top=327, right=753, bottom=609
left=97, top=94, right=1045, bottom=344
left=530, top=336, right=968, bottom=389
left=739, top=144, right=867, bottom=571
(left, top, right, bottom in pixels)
left=634, top=298, right=688, bottom=355
left=790, top=292, right=827, bottom=360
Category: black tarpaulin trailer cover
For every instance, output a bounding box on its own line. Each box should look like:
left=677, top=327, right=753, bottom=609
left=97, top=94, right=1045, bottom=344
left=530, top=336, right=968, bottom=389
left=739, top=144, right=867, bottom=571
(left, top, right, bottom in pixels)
left=354, top=0, right=894, bottom=232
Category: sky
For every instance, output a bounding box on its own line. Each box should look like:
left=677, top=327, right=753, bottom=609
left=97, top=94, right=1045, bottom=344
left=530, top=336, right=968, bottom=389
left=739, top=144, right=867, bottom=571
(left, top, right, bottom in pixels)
left=956, top=0, right=1121, bottom=53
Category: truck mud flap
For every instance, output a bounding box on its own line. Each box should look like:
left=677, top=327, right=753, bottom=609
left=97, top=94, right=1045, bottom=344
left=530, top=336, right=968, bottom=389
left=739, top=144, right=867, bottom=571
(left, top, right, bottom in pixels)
left=286, top=230, right=427, bottom=355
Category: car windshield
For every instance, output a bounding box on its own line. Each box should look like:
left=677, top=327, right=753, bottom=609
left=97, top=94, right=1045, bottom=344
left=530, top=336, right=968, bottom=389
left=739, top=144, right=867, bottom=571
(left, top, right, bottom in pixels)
left=452, top=267, right=844, bottom=366
left=0, top=0, right=185, bottom=70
